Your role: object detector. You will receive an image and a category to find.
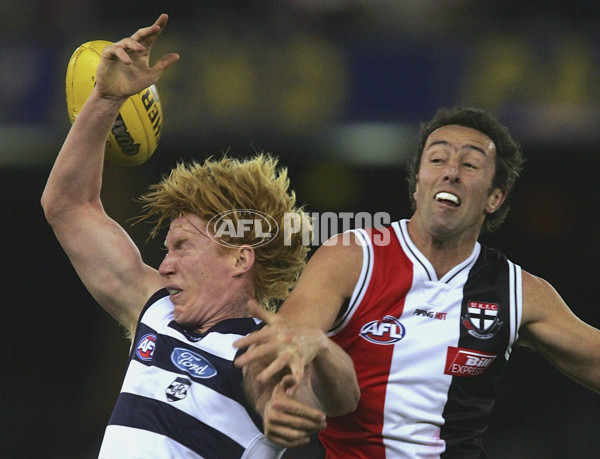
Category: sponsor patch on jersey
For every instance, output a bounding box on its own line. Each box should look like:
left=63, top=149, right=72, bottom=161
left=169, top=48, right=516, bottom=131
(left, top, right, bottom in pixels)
left=166, top=376, right=192, bottom=402
left=171, top=347, right=218, bottom=379
left=461, top=300, right=502, bottom=339
left=413, top=308, right=447, bottom=320
left=359, top=315, right=406, bottom=345
left=445, top=346, right=497, bottom=377
left=136, top=333, right=157, bottom=361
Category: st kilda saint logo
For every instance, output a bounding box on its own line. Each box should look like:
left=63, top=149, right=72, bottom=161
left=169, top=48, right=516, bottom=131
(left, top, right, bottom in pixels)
left=461, top=301, right=502, bottom=339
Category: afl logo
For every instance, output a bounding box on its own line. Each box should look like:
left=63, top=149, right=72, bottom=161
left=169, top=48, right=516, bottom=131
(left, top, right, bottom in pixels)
left=207, top=209, right=279, bottom=248
left=360, top=315, right=406, bottom=345
left=136, top=333, right=157, bottom=361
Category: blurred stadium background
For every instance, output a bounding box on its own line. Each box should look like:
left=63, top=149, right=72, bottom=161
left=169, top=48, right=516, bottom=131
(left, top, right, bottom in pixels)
left=2, top=1, right=599, bottom=457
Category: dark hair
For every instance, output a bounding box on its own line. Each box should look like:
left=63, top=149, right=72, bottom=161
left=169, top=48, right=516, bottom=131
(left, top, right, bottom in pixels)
left=406, top=107, right=525, bottom=234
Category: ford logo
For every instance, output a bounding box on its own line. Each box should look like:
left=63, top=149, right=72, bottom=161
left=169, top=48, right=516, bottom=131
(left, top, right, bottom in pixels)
left=171, top=348, right=217, bottom=379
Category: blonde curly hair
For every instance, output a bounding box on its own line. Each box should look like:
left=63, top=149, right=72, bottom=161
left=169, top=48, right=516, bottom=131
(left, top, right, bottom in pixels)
left=137, top=153, right=311, bottom=311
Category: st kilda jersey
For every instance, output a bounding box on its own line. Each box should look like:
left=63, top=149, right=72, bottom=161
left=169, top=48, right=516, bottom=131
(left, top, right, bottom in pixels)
left=98, top=289, right=285, bottom=459
left=319, top=220, right=522, bottom=458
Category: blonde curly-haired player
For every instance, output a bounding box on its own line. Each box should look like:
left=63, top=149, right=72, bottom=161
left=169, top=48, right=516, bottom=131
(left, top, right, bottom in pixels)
left=41, top=14, right=358, bottom=458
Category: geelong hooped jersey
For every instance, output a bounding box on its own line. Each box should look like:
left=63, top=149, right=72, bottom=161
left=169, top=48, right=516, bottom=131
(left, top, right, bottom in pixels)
left=319, top=219, right=522, bottom=458
left=98, top=289, right=285, bottom=459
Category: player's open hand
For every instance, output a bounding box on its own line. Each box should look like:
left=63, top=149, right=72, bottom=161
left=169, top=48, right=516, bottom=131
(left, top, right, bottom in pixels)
left=263, top=374, right=326, bottom=448
left=96, top=13, right=179, bottom=101
left=234, top=299, right=327, bottom=392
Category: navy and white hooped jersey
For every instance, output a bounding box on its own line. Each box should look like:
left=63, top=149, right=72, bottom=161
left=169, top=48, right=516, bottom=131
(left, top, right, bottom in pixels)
left=98, top=289, right=284, bottom=459
left=319, top=219, right=523, bottom=459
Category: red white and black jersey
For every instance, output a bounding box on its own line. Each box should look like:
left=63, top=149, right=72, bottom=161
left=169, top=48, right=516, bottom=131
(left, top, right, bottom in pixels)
left=319, top=220, right=522, bottom=458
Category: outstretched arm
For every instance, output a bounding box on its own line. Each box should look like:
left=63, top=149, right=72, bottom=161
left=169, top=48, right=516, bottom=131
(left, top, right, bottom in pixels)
left=41, top=14, right=179, bottom=333
left=235, top=233, right=363, bottom=435
left=239, top=298, right=359, bottom=417
left=520, top=271, right=600, bottom=392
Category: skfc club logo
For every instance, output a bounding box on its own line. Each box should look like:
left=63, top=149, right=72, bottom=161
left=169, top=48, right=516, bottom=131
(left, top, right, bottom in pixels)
left=359, top=315, right=406, bottom=345
left=136, top=333, right=157, bottom=361
left=171, top=348, right=217, bottom=379
left=462, top=301, right=503, bottom=339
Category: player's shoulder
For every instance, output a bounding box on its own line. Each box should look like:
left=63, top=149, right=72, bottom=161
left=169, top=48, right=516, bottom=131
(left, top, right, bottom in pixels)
left=299, top=233, right=363, bottom=292
left=522, top=270, right=557, bottom=297
left=331, top=224, right=398, bottom=247
left=313, top=231, right=364, bottom=264
left=521, top=270, right=563, bottom=324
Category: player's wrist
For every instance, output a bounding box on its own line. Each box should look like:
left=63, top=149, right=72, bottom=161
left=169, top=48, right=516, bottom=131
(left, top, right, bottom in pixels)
left=91, top=85, right=128, bottom=105
left=308, top=328, right=332, bottom=366
left=86, top=86, right=126, bottom=115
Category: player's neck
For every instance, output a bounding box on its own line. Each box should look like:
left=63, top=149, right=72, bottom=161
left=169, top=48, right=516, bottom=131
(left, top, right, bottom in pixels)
left=406, top=218, right=478, bottom=279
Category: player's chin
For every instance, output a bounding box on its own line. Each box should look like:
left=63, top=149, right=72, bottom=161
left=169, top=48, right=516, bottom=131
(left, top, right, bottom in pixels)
left=173, top=310, right=201, bottom=332
left=429, top=215, right=459, bottom=233
left=172, top=306, right=188, bottom=325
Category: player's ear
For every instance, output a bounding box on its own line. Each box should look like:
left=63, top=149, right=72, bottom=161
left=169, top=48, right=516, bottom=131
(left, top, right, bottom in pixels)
left=232, top=245, right=254, bottom=276
left=486, top=188, right=506, bottom=214
left=413, top=174, right=419, bottom=201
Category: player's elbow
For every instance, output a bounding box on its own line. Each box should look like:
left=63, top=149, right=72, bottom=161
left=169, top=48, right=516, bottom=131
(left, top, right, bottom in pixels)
left=41, top=189, right=60, bottom=225
left=348, top=377, right=361, bottom=413
left=41, top=188, right=98, bottom=228
left=324, top=376, right=360, bottom=418
left=341, top=377, right=361, bottom=416
left=41, top=190, right=71, bottom=227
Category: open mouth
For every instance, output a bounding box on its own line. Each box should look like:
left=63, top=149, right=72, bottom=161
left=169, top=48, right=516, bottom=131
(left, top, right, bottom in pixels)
left=435, top=192, right=460, bottom=206
left=167, top=287, right=182, bottom=296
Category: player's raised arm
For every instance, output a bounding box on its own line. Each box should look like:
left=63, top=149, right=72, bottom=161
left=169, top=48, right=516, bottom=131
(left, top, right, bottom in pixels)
left=235, top=233, right=362, bottom=419
left=41, top=14, right=178, bottom=333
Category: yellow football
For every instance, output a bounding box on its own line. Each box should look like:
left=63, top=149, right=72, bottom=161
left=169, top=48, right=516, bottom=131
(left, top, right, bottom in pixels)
left=65, top=40, right=163, bottom=166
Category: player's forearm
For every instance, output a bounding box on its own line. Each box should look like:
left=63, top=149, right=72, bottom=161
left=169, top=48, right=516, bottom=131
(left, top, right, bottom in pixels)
left=538, top=325, right=600, bottom=394
left=42, top=88, right=124, bottom=219
left=310, top=336, right=360, bottom=417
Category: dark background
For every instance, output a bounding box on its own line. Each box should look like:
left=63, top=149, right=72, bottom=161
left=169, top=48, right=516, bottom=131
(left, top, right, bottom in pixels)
left=2, top=2, right=599, bottom=458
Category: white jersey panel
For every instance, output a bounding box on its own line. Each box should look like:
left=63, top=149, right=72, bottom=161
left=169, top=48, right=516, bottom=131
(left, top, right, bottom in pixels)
left=118, top=359, right=263, bottom=447
left=378, top=222, right=481, bottom=457
left=99, top=426, right=201, bottom=458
